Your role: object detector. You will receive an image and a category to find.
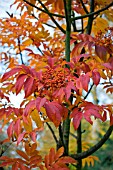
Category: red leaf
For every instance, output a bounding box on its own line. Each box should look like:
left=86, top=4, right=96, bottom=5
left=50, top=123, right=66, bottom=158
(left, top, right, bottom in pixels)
left=55, top=147, right=64, bottom=161
left=71, top=42, right=86, bottom=56
left=17, top=132, right=26, bottom=145
left=19, top=164, right=30, bottom=170
left=61, top=106, right=68, bottom=120
left=72, top=54, right=90, bottom=63
left=35, top=97, right=46, bottom=111
left=80, top=74, right=90, bottom=92
left=14, top=119, right=21, bottom=136
left=49, top=148, right=55, bottom=165
left=92, top=71, right=100, bottom=85
left=70, top=108, right=83, bottom=130
left=103, top=63, right=113, bottom=70
left=110, top=114, right=113, bottom=126
left=65, top=82, right=76, bottom=100
left=15, top=74, right=27, bottom=95
left=45, top=102, right=62, bottom=127
left=2, top=67, right=21, bottom=82
left=30, top=131, right=37, bottom=142
left=0, top=161, right=14, bottom=167
left=95, top=45, right=107, bottom=59
left=83, top=109, right=103, bottom=124
left=58, top=156, right=76, bottom=164
left=53, top=87, right=65, bottom=103
left=12, top=163, right=20, bottom=170
left=48, top=57, right=55, bottom=68
left=7, top=121, right=14, bottom=138
left=102, top=111, right=107, bottom=122
left=24, top=76, right=35, bottom=98
left=24, top=100, right=35, bottom=116
left=16, top=150, right=29, bottom=161
left=21, top=64, right=31, bottom=74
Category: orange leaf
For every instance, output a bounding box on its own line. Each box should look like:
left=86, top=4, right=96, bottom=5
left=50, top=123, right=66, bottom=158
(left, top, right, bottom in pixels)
left=16, top=150, right=29, bottom=161
left=55, top=147, right=64, bottom=161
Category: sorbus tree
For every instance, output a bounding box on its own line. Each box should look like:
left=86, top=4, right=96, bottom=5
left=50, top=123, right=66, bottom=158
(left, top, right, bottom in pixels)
left=0, top=0, right=113, bottom=169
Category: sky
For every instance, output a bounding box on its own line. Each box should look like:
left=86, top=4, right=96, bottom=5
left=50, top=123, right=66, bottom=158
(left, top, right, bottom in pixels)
left=0, top=0, right=14, bottom=17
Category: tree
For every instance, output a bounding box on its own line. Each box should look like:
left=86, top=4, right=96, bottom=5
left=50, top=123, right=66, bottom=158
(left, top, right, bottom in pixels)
left=0, top=0, right=113, bottom=169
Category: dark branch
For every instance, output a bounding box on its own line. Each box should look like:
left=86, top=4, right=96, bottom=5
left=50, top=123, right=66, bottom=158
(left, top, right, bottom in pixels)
left=32, top=13, right=56, bottom=29
left=84, top=83, right=94, bottom=100
left=71, top=2, right=113, bottom=21
left=37, top=0, right=65, bottom=34
left=71, top=125, right=113, bottom=160
left=23, top=0, right=65, bottom=34
left=46, top=122, right=58, bottom=144
left=79, top=0, right=89, bottom=14
left=70, top=132, right=77, bottom=139
left=86, top=0, right=94, bottom=34
left=23, top=0, right=65, bottom=18
left=18, top=37, right=24, bottom=64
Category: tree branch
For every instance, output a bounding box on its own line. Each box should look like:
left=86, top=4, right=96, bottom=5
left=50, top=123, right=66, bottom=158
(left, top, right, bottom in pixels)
left=37, top=0, right=65, bottom=34
left=71, top=125, right=113, bottom=160
left=46, top=122, right=58, bottom=144
left=86, top=0, right=94, bottom=34
left=84, top=83, right=94, bottom=100
left=23, top=0, right=65, bottom=18
left=71, top=2, right=113, bottom=21
left=79, top=0, right=89, bottom=14
left=18, top=37, right=24, bottom=64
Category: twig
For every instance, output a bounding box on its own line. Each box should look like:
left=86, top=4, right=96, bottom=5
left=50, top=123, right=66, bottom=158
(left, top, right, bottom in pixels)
left=84, top=83, right=94, bottom=100
left=23, top=0, right=65, bottom=18
left=46, top=122, right=58, bottom=144
left=79, top=0, right=89, bottom=14
left=23, top=0, right=65, bottom=34
left=18, top=37, right=24, bottom=64
left=32, top=13, right=56, bottom=29
left=70, top=132, right=77, bottom=139
left=71, top=2, right=113, bottom=21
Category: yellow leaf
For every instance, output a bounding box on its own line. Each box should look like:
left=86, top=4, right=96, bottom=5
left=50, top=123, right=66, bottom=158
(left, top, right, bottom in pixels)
left=26, top=0, right=36, bottom=14
left=23, top=116, right=32, bottom=132
left=31, top=109, right=43, bottom=128
left=82, top=155, right=99, bottom=168
left=104, top=10, right=113, bottom=22
left=23, top=39, right=33, bottom=46
left=92, top=18, right=109, bottom=35
left=95, top=0, right=112, bottom=6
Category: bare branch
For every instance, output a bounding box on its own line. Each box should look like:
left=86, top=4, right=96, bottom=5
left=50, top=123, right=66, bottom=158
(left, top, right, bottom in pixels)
left=18, top=37, right=24, bottom=64
left=46, top=122, right=58, bottom=144
left=79, top=0, right=89, bottom=14
left=71, top=2, right=113, bottom=21
left=23, top=0, right=65, bottom=34
left=23, top=0, right=65, bottom=18
left=71, top=125, right=113, bottom=160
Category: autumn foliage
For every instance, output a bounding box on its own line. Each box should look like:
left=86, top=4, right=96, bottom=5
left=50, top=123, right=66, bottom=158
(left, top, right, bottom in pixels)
left=0, top=0, right=113, bottom=169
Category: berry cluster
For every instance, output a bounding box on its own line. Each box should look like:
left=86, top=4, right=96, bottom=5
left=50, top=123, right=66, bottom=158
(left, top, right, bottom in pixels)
left=34, top=66, right=73, bottom=98
left=42, top=67, right=68, bottom=90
